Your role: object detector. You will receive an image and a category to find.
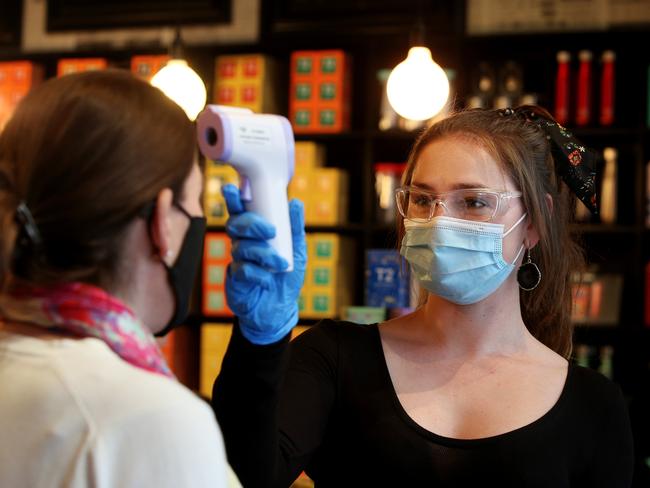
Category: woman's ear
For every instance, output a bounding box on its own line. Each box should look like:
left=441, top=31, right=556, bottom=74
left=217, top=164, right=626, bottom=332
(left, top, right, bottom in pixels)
left=525, top=218, right=540, bottom=250
left=545, top=193, right=554, bottom=214
left=526, top=193, right=553, bottom=249
left=150, top=188, right=174, bottom=264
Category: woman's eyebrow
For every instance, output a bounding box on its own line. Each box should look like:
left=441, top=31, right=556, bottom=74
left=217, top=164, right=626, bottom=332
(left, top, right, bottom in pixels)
left=410, top=181, right=488, bottom=191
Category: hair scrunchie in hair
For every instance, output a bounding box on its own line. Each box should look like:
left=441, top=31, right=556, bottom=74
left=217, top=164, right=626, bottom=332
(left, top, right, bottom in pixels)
left=499, top=107, right=599, bottom=215
left=15, top=201, right=43, bottom=249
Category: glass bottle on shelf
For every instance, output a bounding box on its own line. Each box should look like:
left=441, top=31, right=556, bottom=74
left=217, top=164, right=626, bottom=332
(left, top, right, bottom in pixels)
left=466, top=62, right=496, bottom=109
left=494, top=61, right=523, bottom=109
left=600, top=147, right=618, bottom=225
left=599, top=50, right=616, bottom=127
left=576, top=50, right=593, bottom=127
left=555, top=51, right=571, bottom=126
left=598, top=346, right=614, bottom=380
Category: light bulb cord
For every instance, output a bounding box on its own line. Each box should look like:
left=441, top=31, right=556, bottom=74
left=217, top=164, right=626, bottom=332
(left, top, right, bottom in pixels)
left=169, top=0, right=184, bottom=60
left=409, top=0, right=427, bottom=47
left=410, top=18, right=426, bottom=47
left=170, top=25, right=184, bottom=60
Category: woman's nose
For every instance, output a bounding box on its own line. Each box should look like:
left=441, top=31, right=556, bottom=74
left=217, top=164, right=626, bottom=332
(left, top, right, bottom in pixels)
left=432, top=201, right=447, bottom=218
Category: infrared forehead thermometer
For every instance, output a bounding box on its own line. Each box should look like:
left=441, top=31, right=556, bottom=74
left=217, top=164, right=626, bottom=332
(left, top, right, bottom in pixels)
left=196, top=105, right=295, bottom=271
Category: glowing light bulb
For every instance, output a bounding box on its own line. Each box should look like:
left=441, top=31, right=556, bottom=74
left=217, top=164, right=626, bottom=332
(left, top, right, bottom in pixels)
left=386, top=47, right=450, bottom=121
left=151, top=59, right=207, bottom=120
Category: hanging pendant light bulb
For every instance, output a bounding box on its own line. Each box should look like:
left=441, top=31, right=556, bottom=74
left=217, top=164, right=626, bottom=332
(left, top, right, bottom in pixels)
left=151, top=27, right=207, bottom=121
left=152, top=59, right=206, bottom=120
left=387, top=46, right=449, bottom=122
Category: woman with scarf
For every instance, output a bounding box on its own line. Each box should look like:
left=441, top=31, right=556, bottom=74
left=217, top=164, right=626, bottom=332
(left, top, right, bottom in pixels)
left=0, top=71, right=233, bottom=487
left=214, top=106, right=634, bottom=487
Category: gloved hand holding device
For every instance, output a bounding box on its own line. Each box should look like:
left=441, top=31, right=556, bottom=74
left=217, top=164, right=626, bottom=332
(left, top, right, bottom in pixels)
left=197, top=105, right=296, bottom=270
left=196, top=105, right=305, bottom=344
left=222, top=184, right=306, bottom=345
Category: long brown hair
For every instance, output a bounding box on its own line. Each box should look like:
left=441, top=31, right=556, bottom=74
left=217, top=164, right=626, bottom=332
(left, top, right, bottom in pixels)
left=399, top=106, right=583, bottom=358
left=0, top=70, right=195, bottom=292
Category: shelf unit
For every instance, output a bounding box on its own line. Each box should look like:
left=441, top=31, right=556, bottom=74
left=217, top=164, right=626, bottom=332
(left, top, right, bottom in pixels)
left=2, top=0, right=648, bottom=418
left=3, top=5, right=649, bottom=485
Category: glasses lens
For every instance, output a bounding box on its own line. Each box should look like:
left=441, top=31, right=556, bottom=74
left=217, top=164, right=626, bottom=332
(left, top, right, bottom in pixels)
left=396, top=188, right=500, bottom=222
left=396, top=188, right=434, bottom=222
left=447, top=190, right=498, bottom=221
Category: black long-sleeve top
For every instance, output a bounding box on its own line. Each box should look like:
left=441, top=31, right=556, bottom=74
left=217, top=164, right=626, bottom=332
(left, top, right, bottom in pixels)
left=213, top=320, right=634, bottom=487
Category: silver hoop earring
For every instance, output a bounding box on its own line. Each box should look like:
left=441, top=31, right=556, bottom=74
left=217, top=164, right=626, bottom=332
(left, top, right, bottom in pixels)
left=517, top=248, right=541, bottom=291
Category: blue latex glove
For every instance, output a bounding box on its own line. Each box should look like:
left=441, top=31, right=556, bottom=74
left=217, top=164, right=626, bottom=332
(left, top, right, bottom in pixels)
left=222, top=184, right=307, bottom=345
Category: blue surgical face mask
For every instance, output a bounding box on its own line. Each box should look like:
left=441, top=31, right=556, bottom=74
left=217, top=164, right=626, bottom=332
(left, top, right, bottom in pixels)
left=400, top=213, right=527, bottom=305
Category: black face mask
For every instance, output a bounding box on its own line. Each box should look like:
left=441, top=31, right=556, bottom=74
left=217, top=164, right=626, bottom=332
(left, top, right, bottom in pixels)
left=155, top=203, right=206, bottom=337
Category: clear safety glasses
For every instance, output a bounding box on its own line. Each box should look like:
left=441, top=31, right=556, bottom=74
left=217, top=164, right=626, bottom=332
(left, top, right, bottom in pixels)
left=395, top=186, right=523, bottom=223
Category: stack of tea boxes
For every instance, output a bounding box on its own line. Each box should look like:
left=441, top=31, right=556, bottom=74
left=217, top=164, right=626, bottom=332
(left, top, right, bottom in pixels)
left=213, top=54, right=279, bottom=114
left=204, top=160, right=240, bottom=228
left=200, top=50, right=355, bottom=395
left=287, top=141, right=352, bottom=318
left=300, top=232, right=355, bottom=318
left=204, top=51, right=350, bottom=226
left=289, top=50, right=352, bottom=133
left=288, top=141, right=349, bottom=226
left=57, top=58, right=107, bottom=76
left=201, top=142, right=353, bottom=319
left=0, top=61, right=43, bottom=129
left=200, top=324, right=310, bottom=398
left=131, top=55, right=170, bottom=81
left=202, top=232, right=232, bottom=317
left=200, top=324, right=232, bottom=398
left=1, top=56, right=129, bottom=130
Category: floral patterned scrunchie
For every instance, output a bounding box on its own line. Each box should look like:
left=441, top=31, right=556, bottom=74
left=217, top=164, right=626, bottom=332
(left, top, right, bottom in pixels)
left=500, top=106, right=599, bottom=215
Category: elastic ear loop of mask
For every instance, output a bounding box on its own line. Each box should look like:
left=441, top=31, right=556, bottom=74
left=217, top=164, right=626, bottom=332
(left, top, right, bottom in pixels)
left=503, top=212, right=528, bottom=265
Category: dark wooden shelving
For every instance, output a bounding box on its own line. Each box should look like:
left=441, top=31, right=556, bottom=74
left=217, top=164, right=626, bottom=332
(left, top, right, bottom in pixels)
left=573, top=325, right=622, bottom=344
left=206, top=224, right=368, bottom=234
left=3, top=8, right=649, bottom=469
left=305, top=224, right=366, bottom=234
left=368, top=129, right=424, bottom=140
left=570, top=223, right=640, bottom=234
left=571, top=127, right=643, bottom=139
left=294, top=132, right=366, bottom=142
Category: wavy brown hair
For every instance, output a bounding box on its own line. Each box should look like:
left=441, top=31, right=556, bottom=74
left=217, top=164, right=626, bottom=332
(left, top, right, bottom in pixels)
left=398, top=106, right=584, bottom=358
left=0, top=70, right=195, bottom=293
